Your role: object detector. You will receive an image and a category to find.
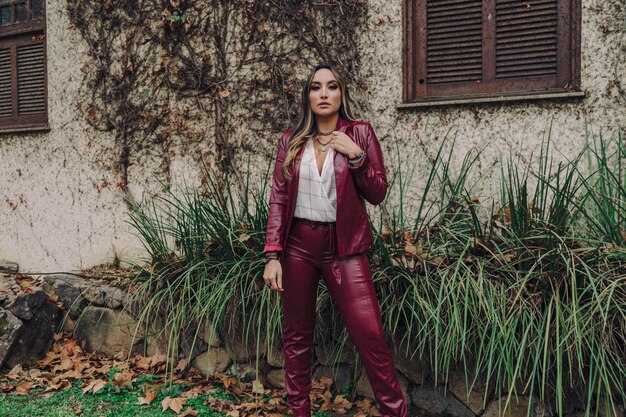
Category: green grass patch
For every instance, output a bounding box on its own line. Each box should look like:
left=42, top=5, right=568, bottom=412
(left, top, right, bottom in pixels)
left=0, top=385, right=226, bottom=417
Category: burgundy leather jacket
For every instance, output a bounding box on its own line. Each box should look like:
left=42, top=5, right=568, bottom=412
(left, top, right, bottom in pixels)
left=263, top=117, right=388, bottom=257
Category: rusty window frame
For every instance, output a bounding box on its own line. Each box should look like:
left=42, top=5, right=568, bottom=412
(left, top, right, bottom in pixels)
left=0, top=0, right=48, bottom=133
left=402, top=0, right=582, bottom=104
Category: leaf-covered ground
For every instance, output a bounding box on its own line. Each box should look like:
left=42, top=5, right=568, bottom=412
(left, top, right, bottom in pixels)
left=0, top=335, right=391, bottom=417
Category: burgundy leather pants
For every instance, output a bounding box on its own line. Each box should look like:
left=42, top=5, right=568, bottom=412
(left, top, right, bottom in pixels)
left=280, top=218, right=408, bottom=417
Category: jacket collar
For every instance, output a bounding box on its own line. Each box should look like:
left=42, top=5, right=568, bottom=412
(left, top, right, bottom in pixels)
left=337, top=117, right=350, bottom=133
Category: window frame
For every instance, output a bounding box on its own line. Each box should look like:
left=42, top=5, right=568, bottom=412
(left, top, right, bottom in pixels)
left=401, top=0, right=583, bottom=106
left=0, top=0, right=49, bottom=133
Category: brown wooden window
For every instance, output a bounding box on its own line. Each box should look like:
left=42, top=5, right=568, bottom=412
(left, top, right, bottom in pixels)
left=0, top=0, right=48, bottom=132
left=402, top=0, right=582, bottom=104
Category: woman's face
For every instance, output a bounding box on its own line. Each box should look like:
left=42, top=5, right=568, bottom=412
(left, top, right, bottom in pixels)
left=308, top=68, right=341, bottom=118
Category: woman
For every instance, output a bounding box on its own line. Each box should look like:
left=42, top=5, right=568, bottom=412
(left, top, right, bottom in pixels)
left=262, top=62, right=408, bottom=417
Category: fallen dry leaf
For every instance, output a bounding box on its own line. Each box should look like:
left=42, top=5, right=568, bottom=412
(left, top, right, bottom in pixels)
left=149, top=354, right=167, bottom=368
left=82, top=379, right=105, bottom=394
left=137, top=384, right=159, bottom=405
left=162, top=396, right=187, bottom=414
left=7, top=364, right=23, bottom=380
left=112, top=371, right=133, bottom=388
left=38, top=352, right=57, bottom=367
left=331, top=394, right=353, bottom=414
left=14, top=381, right=34, bottom=396
left=43, top=382, right=64, bottom=393
left=220, top=374, right=238, bottom=389
left=178, top=409, right=198, bottom=417
left=133, top=355, right=151, bottom=370
left=53, top=358, right=74, bottom=372
left=251, top=379, right=264, bottom=394
left=59, top=369, right=83, bottom=380
left=174, top=358, right=189, bottom=372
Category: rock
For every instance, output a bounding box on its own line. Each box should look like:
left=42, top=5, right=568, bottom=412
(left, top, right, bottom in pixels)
left=391, top=344, right=429, bottom=385
left=44, top=274, right=128, bottom=317
left=133, top=313, right=168, bottom=358
left=483, top=395, right=550, bottom=417
left=60, top=315, right=75, bottom=332
left=313, top=364, right=355, bottom=394
left=121, top=292, right=144, bottom=318
left=0, top=293, right=14, bottom=309
left=84, top=286, right=125, bottom=309
left=598, top=401, right=625, bottom=417
left=0, top=309, right=23, bottom=367
left=410, top=383, right=475, bottom=417
left=191, top=348, right=231, bottom=376
left=225, top=339, right=250, bottom=362
left=355, top=370, right=374, bottom=398
left=141, top=317, right=206, bottom=360
left=266, top=369, right=285, bottom=389
left=144, top=332, right=169, bottom=357
left=229, top=361, right=259, bottom=383
left=9, top=290, right=48, bottom=320
left=356, top=368, right=410, bottom=404
left=179, top=326, right=208, bottom=361
left=201, top=321, right=221, bottom=347
left=0, top=276, right=17, bottom=308
left=0, top=276, right=16, bottom=291
left=43, top=274, right=90, bottom=318
left=315, top=343, right=356, bottom=366
left=0, top=260, right=18, bottom=273
left=74, top=306, right=144, bottom=356
left=449, top=371, right=490, bottom=415
left=4, top=300, right=61, bottom=369
left=267, top=347, right=284, bottom=368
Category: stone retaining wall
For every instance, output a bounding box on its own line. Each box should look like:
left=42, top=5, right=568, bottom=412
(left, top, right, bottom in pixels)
left=0, top=272, right=622, bottom=417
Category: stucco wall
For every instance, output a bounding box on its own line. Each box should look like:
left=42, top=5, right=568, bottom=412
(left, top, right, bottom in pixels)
left=0, top=1, right=143, bottom=271
left=359, top=0, right=626, bottom=213
left=1, top=0, right=625, bottom=271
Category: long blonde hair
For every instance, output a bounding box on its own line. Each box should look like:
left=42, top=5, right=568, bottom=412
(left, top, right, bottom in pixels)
left=282, top=63, right=357, bottom=180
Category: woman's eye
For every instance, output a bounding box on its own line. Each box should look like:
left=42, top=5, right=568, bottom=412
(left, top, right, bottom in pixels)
left=329, top=85, right=338, bottom=90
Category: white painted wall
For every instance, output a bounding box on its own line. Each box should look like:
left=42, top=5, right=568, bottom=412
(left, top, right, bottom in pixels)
left=1, top=0, right=624, bottom=270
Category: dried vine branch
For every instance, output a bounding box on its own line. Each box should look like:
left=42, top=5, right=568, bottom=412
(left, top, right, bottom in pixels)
left=66, top=0, right=368, bottom=200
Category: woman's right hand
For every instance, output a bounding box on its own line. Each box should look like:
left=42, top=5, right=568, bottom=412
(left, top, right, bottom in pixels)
left=263, top=260, right=284, bottom=292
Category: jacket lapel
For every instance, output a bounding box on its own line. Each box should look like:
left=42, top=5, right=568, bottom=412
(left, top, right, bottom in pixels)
left=333, top=118, right=352, bottom=171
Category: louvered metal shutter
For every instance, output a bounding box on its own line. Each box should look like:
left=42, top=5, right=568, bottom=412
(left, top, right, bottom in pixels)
left=403, top=0, right=580, bottom=102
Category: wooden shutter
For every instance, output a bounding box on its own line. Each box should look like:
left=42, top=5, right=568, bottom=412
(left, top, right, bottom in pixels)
left=0, top=47, right=11, bottom=118
left=495, top=0, right=558, bottom=79
left=403, top=0, right=581, bottom=102
left=0, top=0, right=47, bottom=131
left=426, top=0, right=482, bottom=85
left=17, top=42, right=45, bottom=115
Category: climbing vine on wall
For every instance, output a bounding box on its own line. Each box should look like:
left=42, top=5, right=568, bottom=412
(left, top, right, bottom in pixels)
left=66, top=0, right=368, bottom=194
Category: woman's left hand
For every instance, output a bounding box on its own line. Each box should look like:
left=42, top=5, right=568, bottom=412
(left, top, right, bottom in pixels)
left=329, top=131, right=362, bottom=159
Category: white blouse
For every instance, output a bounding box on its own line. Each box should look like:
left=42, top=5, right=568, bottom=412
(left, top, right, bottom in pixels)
left=294, top=140, right=337, bottom=222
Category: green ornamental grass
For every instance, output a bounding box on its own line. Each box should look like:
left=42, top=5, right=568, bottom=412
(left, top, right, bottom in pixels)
left=126, top=123, right=626, bottom=416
